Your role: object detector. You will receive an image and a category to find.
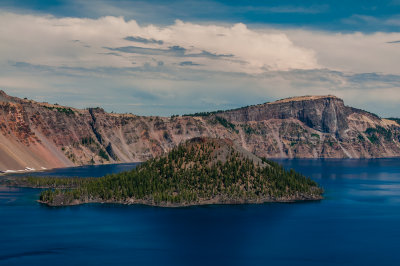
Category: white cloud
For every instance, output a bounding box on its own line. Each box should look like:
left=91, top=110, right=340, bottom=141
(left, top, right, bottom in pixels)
left=0, top=12, right=318, bottom=73
left=0, top=12, right=399, bottom=117
left=1, top=12, right=399, bottom=76
left=284, top=29, right=400, bottom=75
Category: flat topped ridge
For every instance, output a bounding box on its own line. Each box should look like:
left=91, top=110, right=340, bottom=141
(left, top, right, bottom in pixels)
left=1, top=90, right=342, bottom=117
left=269, top=95, right=340, bottom=105
left=33, top=101, right=79, bottom=111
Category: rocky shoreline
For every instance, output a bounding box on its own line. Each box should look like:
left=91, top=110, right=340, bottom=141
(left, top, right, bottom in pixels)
left=2, top=174, right=324, bottom=208
left=39, top=193, right=323, bottom=207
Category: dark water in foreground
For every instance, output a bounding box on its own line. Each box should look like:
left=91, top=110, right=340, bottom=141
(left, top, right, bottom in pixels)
left=1, top=159, right=400, bottom=266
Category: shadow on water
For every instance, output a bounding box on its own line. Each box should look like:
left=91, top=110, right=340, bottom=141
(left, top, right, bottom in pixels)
left=0, top=248, right=69, bottom=262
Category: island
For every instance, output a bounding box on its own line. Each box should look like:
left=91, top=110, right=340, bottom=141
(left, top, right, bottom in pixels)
left=7, top=137, right=323, bottom=207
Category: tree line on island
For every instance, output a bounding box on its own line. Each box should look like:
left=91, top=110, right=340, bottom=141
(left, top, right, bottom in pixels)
left=19, top=138, right=323, bottom=206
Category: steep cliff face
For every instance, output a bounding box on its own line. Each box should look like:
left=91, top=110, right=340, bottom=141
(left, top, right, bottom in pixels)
left=220, top=96, right=350, bottom=136
left=0, top=90, right=399, bottom=171
left=217, top=95, right=400, bottom=159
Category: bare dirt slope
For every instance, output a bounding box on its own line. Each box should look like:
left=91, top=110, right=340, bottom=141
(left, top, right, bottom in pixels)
left=0, top=90, right=399, bottom=171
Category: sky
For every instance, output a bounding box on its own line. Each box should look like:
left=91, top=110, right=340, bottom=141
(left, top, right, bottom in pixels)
left=0, top=0, right=399, bottom=117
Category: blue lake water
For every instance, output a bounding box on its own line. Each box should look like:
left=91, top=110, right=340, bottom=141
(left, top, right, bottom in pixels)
left=1, top=159, right=400, bottom=266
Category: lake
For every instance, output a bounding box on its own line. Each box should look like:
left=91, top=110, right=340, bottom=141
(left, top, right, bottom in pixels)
left=1, top=159, right=400, bottom=266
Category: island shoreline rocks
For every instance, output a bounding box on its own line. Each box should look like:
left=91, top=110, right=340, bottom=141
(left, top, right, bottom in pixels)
left=37, top=193, right=323, bottom=207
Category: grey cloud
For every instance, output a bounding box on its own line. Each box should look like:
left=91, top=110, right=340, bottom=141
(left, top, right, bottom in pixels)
left=104, top=45, right=233, bottom=59
left=105, top=45, right=186, bottom=56
left=9, top=60, right=177, bottom=77
left=186, top=50, right=233, bottom=58
left=347, top=72, right=400, bottom=86
left=13, top=60, right=400, bottom=91
left=387, top=40, right=400, bottom=43
left=5, top=60, right=400, bottom=117
left=130, top=90, right=160, bottom=101
left=124, top=36, right=164, bottom=45
left=100, top=52, right=122, bottom=57
left=70, top=39, right=91, bottom=48
left=12, top=61, right=54, bottom=72
left=342, top=14, right=400, bottom=31
left=179, top=61, right=201, bottom=66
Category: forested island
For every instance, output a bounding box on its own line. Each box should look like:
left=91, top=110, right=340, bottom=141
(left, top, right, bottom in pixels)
left=6, top=138, right=323, bottom=207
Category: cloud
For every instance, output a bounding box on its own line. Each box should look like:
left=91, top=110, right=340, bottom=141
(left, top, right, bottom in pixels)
left=4, top=57, right=400, bottom=117
left=106, top=45, right=233, bottom=61
left=0, top=12, right=400, bottom=117
left=106, top=45, right=187, bottom=56
left=186, top=50, right=233, bottom=58
left=124, top=36, right=164, bottom=45
left=283, top=29, right=400, bottom=74
left=179, top=61, right=201, bottom=66
left=342, top=14, right=400, bottom=30
left=0, top=12, right=319, bottom=74
left=2, top=0, right=400, bottom=33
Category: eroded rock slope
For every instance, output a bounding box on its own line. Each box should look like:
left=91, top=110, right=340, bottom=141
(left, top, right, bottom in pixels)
left=0, top=90, right=399, bottom=171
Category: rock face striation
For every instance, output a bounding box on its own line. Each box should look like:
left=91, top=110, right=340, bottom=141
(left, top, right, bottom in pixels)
left=0, top=90, right=399, bottom=171
left=221, top=96, right=349, bottom=136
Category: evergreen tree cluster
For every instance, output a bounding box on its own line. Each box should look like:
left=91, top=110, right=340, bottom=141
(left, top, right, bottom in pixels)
left=365, top=126, right=393, bottom=143
left=37, top=138, right=323, bottom=206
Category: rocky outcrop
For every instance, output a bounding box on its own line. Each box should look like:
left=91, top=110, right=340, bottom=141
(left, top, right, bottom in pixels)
left=220, top=96, right=350, bottom=136
left=0, top=90, right=399, bottom=171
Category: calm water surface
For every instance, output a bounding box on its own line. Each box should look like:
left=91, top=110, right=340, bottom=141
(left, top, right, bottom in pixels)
left=1, top=159, right=400, bottom=266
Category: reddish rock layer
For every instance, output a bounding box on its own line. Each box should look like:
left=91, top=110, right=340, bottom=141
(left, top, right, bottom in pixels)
left=0, top=90, right=399, bottom=171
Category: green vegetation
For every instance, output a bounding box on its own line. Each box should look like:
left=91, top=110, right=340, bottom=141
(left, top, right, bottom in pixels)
left=213, top=116, right=238, bottom=132
left=81, top=137, right=96, bottom=145
left=311, top=133, right=320, bottom=139
left=387, top=118, right=400, bottom=125
left=22, top=176, right=95, bottom=188
left=325, top=139, right=334, bottom=147
left=242, top=124, right=257, bottom=135
left=183, top=110, right=225, bottom=117
left=182, top=102, right=264, bottom=117
left=365, top=126, right=392, bottom=143
left=98, top=149, right=109, bottom=160
left=44, top=105, right=75, bottom=115
left=163, top=131, right=171, bottom=140
left=367, top=134, right=379, bottom=144
left=35, top=138, right=322, bottom=206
